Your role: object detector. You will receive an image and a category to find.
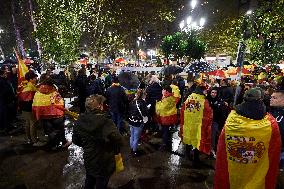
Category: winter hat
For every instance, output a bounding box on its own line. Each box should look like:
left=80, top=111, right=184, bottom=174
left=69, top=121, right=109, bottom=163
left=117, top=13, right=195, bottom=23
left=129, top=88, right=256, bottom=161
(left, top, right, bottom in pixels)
left=244, top=87, right=263, bottom=101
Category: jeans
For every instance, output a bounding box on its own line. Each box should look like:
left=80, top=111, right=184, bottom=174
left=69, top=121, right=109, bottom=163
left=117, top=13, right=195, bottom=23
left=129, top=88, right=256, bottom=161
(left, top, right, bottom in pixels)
left=42, top=117, right=67, bottom=147
left=84, top=173, right=110, bottom=189
left=280, top=152, right=284, bottom=169
left=162, top=126, right=170, bottom=146
left=211, top=122, right=219, bottom=151
left=130, top=124, right=143, bottom=152
left=110, top=112, right=123, bottom=132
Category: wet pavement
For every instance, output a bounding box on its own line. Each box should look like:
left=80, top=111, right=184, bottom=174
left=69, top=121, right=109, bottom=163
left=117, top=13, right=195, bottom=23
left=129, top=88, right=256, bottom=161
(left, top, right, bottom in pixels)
left=1, top=104, right=283, bottom=189
left=0, top=118, right=216, bottom=189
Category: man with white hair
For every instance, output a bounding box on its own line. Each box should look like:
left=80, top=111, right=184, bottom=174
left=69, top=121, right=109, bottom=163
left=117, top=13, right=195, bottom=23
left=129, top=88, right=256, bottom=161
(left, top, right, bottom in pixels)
left=73, top=94, right=123, bottom=189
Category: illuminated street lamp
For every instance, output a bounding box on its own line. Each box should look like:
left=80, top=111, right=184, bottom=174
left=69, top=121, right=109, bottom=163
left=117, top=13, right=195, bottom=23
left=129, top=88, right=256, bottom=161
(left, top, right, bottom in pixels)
left=187, top=16, right=192, bottom=25
left=200, top=17, right=206, bottom=27
left=246, top=10, right=253, bottom=15
left=179, top=20, right=185, bottom=30
left=191, top=0, right=198, bottom=9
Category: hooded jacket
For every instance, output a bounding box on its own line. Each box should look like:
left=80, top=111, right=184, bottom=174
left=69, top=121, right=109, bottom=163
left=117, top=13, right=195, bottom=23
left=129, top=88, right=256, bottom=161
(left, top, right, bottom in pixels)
left=72, top=110, right=123, bottom=177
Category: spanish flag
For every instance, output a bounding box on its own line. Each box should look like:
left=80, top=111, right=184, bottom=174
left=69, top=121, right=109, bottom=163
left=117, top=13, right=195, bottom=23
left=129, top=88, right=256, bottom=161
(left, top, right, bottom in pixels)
left=214, top=111, right=281, bottom=189
left=18, top=81, right=37, bottom=102
left=156, top=95, right=177, bottom=125
left=170, top=84, right=181, bottom=103
left=15, top=49, right=29, bottom=92
left=180, top=93, right=212, bottom=155
left=32, top=85, right=65, bottom=120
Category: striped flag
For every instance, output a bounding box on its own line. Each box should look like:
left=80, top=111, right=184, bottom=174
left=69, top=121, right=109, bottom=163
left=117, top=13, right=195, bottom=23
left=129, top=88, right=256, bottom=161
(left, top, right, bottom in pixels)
left=180, top=93, right=213, bottom=155
left=156, top=95, right=178, bottom=125
left=15, top=49, right=28, bottom=92
left=214, top=111, right=281, bottom=189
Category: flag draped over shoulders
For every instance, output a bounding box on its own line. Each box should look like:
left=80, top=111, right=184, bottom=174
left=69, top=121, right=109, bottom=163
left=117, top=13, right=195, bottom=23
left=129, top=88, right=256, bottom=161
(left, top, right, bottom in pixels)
left=180, top=93, right=212, bottom=155
left=18, top=81, right=37, bottom=102
left=32, top=85, right=64, bottom=120
left=156, top=95, right=177, bottom=125
left=214, top=111, right=281, bottom=189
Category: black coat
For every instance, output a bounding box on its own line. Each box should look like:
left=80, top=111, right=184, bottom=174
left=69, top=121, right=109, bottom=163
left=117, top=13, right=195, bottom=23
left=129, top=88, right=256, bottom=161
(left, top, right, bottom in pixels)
left=75, top=75, right=88, bottom=98
left=219, top=86, right=234, bottom=105
left=72, top=110, right=123, bottom=177
left=0, top=77, right=15, bottom=106
left=145, top=82, right=162, bottom=105
left=87, top=79, right=105, bottom=96
left=270, top=107, right=284, bottom=152
left=145, top=82, right=162, bottom=115
left=207, top=95, right=227, bottom=128
left=106, top=85, right=128, bottom=114
left=128, top=99, right=148, bottom=127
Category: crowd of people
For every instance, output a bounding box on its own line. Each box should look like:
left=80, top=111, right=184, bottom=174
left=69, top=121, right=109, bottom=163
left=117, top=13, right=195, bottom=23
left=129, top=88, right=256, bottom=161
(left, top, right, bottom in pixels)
left=0, top=63, right=284, bottom=189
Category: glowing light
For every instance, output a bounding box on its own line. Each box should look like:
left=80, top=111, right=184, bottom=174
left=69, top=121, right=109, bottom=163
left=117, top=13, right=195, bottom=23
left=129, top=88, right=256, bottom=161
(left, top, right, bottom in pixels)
left=179, top=20, right=185, bottom=30
left=200, top=17, right=206, bottom=27
left=246, top=10, right=253, bottom=15
left=187, top=16, right=192, bottom=25
left=191, top=0, right=198, bottom=9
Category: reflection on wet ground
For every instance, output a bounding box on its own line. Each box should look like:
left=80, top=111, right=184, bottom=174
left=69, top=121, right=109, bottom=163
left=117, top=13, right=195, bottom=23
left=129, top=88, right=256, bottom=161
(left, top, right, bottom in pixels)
left=1, top=110, right=283, bottom=189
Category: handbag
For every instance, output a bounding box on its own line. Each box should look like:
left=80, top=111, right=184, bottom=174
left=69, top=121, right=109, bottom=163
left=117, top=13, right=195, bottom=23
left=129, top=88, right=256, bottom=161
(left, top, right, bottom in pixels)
left=135, top=100, right=148, bottom=123
left=115, top=153, right=124, bottom=173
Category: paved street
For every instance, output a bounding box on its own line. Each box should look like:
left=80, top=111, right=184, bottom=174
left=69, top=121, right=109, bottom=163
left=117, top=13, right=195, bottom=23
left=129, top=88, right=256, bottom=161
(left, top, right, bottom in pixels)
left=1, top=119, right=283, bottom=189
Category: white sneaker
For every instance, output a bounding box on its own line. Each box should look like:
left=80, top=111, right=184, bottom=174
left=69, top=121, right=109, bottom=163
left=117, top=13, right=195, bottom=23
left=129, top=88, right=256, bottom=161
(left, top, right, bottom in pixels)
left=33, top=141, right=46, bottom=147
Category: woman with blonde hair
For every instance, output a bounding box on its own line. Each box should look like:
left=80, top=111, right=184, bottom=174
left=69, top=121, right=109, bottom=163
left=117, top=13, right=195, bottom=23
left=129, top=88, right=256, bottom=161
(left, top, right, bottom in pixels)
left=128, top=89, right=148, bottom=156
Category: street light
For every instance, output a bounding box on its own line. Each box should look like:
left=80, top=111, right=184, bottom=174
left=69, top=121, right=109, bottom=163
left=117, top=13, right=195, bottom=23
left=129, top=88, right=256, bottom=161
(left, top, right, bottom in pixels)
left=191, top=0, right=198, bottom=9
left=246, top=10, right=253, bottom=15
left=200, top=17, right=206, bottom=27
left=179, top=20, right=185, bottom=30
left=191, top=21, right=197, bottom=29
left=187, top=16, right=192, bottom=25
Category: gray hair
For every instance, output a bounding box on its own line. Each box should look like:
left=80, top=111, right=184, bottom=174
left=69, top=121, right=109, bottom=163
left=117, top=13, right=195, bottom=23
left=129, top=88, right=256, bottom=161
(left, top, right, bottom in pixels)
left=85, top=95, right=106, bottom=112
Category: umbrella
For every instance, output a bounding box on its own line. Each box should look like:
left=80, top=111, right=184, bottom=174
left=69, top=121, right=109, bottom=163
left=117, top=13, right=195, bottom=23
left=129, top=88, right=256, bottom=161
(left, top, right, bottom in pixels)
left=115, top=57, right=126, bottom=63
left=208, top=70, right=226, bottom=78
left=161, top=65, right=183, bottom=75
left=118, top=72, right=140, bottom=90
left=184, top=61, right=216, bottom=74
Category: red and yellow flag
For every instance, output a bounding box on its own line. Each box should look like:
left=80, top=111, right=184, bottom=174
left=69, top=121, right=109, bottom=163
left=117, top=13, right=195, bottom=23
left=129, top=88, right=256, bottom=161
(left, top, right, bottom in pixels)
left=170, top=84, right=181, bottom=103
left=180, top=93, right=213, bottom=155
left=214, top=111, right=281, bottom=189
left=15, top=49, right=29, bottom=92
left=18, top=81, right=37, bottom=102
left=156, top=95, right=177, bottom=126
left=32, top=85, right=64, bottom=120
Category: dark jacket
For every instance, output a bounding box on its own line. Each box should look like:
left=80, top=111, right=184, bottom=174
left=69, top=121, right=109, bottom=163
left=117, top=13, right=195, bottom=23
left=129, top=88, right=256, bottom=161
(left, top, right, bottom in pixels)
left=145, top=82, right=162, bottom=105
left=72, top=110, right=123, bottom=177
left=87, top=79, right=105, bottom=96
left=270, top=107, right=284, bottom=152
left=106, top=84, right=128, bottom=114
left=219, top=86, right=234, bottom=105
left=207, top=93, right=227, bottom=128
left=0, top=77, right=15, bottom=106
left=145, top=82, right=162, bottom=116
left=75, top=74, right=88, bottom=98
left=128, top=99, right=148, bottom=127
